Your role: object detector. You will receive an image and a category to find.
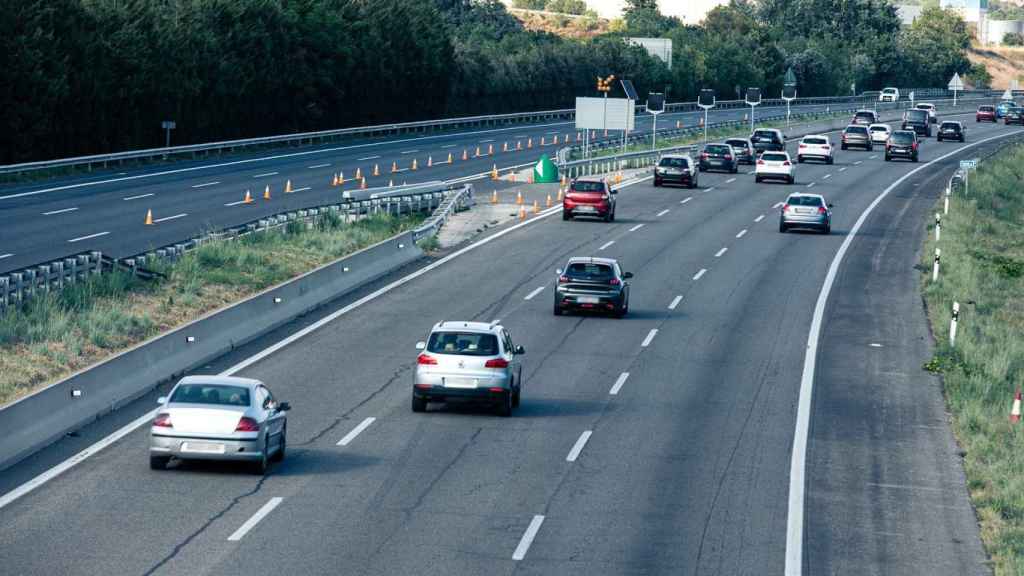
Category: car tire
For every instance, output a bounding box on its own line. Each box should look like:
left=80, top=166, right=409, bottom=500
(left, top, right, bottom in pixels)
left=827, top=156, right=834, bottom=165
left=496, top=391, right=513, bottom=417
left=411, top=393, right=427, bottom=412
left=654, top=179, right=661, bottom=187
left=841, top=144, right=847, bottom=150
left=823, top=223, right=831, bottom=235
left=698, top=165, right=705, bottom=172
left=512, top=386, right=521, bottom=408
left=937, top=136, right=942, bottom=142
left=779, top=221, right=787, bottom=233
left=797, top=156, right=804, bottom=163
left=885, top=155, right=891, bottom=162
left=252, top=438, right=269, bottom=475
left=913, top=155, right=919, bottom=163
left=787, top=176, right=794, bottom=185
left=562, top=211, right=571, bottom=221
left=731, top=165, right=738, bottom=174
left=149, top=455, right=170, bottom=470
left=689, top=180, right=697, bottom=189
left=271, top=426, right=286, bottom=462
left=553, top=300, right=563, bottom=316
left=614, top=297, right=628, bottom=318
left=961, top=136, right=965, bottom=142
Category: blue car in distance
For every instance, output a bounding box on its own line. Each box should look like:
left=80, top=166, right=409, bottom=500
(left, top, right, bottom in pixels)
left=997, top=100, right=1017, bottom=118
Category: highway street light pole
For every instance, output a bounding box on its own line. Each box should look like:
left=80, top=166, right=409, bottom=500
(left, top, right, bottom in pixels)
left=782, top=68, right=797, bottom=132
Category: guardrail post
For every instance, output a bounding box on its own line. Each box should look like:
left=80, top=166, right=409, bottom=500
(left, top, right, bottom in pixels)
left=0, top=276, right=8, bottom=309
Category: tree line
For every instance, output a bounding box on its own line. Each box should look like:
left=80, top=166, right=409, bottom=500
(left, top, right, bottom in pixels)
left=1, top=0, right=984, bottom=164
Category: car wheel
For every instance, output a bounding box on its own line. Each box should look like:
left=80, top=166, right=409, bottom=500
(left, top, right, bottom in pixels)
left=412, top=393, right=427, bottom=412
left=496, top=391, right=513, bottom=417
left=885, top=155, right=891, bottom=161
left=689, top=180, right=697, bottom=189
left=252, top=438, right=269, bottom=475
left=867, top=145, right=873, bottom=152
left=149, top=455, right=170, bottom=470
left=553, top=299, right=563, bottom=316
left=512, top=386, right=521, bottom=408
left=779, top=221, right=787, bottom=233
left=654, top=179, right=661, bottom=187
left=827, top=156, right=834, bottom=165
left=787, top=176, right=794, bottom=185
left=614, top=297, right=628, bottom=318
left=731, top=165, right=738, bottom=174
left=841, top=144, right=847, bottom=150
left=797, top=156, right=804, bottom=163
left=271, top=426, right=286, bottom=462
left=823, top=223, right=831, bottom=235
left=937, top=136, right=942, bottom=142
left=755, top=176, right=762, bottom=183
left=698, top=166, right=705, bottom=172
left=562, top=210, right=571, bottom=221
left=961, top=136, right=965, bottom=142
left=913, top=154, right=919, bottom=163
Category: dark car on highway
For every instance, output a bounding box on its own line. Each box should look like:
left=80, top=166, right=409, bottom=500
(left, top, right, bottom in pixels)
left=937, top=121, right=965, bottom=142
left=841, top=125, right=873, bottom=151
left=1005, top=107, right=1024, bottom=125
left=902, top=108, right=932, bottom=137
left=851, top=109, right=878, bottom=126
left=976, top=105, right=996, bottom=123
left=698, top=143, right=739, bottom=173
left=724, top=138, right=756, bottom=164
left=884, top=130, right=919, bottom=162
left=654, top=154, right=698, bottom=188
left=997, top=100, right=1017, bottom=118
left=563, top=177, right=616, bottom=222
left=750, top=128, right=785, bottom=152
left=553, top=257, right=632, bottom=318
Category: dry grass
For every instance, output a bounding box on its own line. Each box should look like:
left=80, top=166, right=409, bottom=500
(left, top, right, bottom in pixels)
left=969, top=45, right=1024, bottom=89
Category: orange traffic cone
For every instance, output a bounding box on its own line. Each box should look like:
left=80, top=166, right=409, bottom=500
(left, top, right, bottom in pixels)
left=676, top=120, right=682, bottom=128
left=491, top=190, right=498, bottom=204
left=546, top=194, right=552, bottom=207
left=391, top=161, right=398, bottom=173
left=411, top=158, right=418, bottom=171
left=285, top=180, right=293, bottom=193
left=532, top=200, right=539, bottom=214
left=389, top=179, right=394, bottom=187
left=561, top=174, right=568, bottom=186
left=510, top=172, right=517, bottom=183
left=360, top=177, right=367, bottom=190
left=488, top=144, right=494, bottom=155
left=516, top=141, right=522, bottom=151
left=518, top=205, right=527, bottom=220
left=1012, top=390, right=1022, bottom=423
left=263, top=185, right=271, bottom=200
left=557, top=187, right=564, bottom=201
left=553, top=135, right=559, bottom=145
left=332, top=173, right=339, bottom=186
left=339, top=170, right=345, bottom=184
left=603, top=129, right=608, bottom=137
left=516, top=190, right=523, bottom=205
left=475, top=146, right=481, bottom=157
left=540, top=137, right=546, bottom=146
left=503, top=142, right=509, bottom=152
left=243, top=190, right=253, bottom=204
left=144, top=209, right=153, bottom=225
left=428, top=156, right=433, bottom=167
left=699, top=117, right=704, bottom=127
left=355, top=167, right=362, bottom=180
left=462, top=149, right=469, bottom=161
left=373, top=164, right=380, bottom=177
left=447, top=152, right=453, bottom=164
left=491, top=164, right=498, bottom=180
left=527, top=138, right=533, bottom=149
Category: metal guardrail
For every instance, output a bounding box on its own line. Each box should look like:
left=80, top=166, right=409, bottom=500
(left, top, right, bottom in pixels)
left=2, top=89, right=996, bottom=178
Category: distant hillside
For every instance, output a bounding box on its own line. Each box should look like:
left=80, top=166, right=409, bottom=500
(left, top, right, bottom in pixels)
left=969, top=45, right=1024, bottom=88
left=508, top=7, right=612, bottom=38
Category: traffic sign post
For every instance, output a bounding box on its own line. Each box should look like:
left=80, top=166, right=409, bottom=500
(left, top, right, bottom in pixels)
left=621, top=79, right=638, bottom=155
left=745, top=88, right=762, bottom=133
left=959, top=158, right=978, bottom=196
left=647, top=92, right=665, bottom=151
left=782, top=68, right=798, bottom=132
left=698, top=89, right=715, bottom=143
left=948, top=73, right=964, bottom=106
left=161, top=120, right=176, bottom=148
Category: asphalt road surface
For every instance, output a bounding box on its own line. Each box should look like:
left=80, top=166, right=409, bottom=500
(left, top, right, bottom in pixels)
left=0, top=113, right=1014, bottom=575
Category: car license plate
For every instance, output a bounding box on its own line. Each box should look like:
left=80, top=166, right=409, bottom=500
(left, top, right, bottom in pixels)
left=577, top=296, right=600, bottom=304
left=576, top=205, right=596, bottom=213
left=181, top=442, right=225, bottom=454
left=444, top=377, right=477, bottom=389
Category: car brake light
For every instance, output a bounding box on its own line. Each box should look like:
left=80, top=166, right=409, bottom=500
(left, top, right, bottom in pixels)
left=724, top=154, right=732, bottom=160
left=485, top=358, right=509, bottom=368
left=558, top=275, right=569, bottom=283
left=818, top=206, right=827, bottom=214
left=609, top=277, right=620, bottom=286
left=782, top=204, right=790, bottom=212
left=799, top=144, right=806, bottom=148
left=912, top=142, right=918, bottom=150
left=782, top=161, right=791, bottom=166
left=701, top=152, right=709, bottom=159
left=417, top=353, right=437, bottom=365
left=153, top=413, right=172, bottom=428
left=235, top=417, right=260, bottom=432
left=757, top=159, right=765, bottom=165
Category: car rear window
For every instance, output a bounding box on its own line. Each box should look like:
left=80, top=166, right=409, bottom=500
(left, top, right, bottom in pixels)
left=845, top=126, right=868, bottom=134
left=916, top=104, right=932, bottom=110
left=890, top=132, right=915, bottom=144
left=171, top=384, right=251, bottom=406
left=572, top=180, right=605, bottom=193
left=869, top=125, right=888, bottom=132
left=980, top=106, right=995, bottom=112
left=803, top=137, right=827, bottom=144
left=787, top=196, right=823, bottom=207
left=725, top=139, right=748, bottom=149
left=427, top=332, right=499, bottom=356
left=752, top=130, right=777, bottom=140
left=761, top=153, right=788, bottom=162
left=906, top=110, right=928, bottom=121
left=566, top=262, right=614, bottom=279
left=941, top=122, right=959, bottom=129
left=659, top=157, right=689, bottom=168
left=855, top=112, right=874, bottom=119
left=705, top=144, right=730, bottom=154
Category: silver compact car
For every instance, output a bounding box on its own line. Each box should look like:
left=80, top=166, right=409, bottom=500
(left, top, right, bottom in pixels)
left=412, top=321, right=525, bottom=416
left=779, top=193, right=832, bottom=234
left=149, top=376, right=290, bottom=474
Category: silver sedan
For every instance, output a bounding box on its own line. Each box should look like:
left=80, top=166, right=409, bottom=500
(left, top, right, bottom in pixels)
left=779, top=193, right=832, bottom=234
left=149, top=375, right=290, bottom=474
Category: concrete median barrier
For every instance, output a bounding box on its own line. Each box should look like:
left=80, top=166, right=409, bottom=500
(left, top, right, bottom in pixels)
left=0, top=231, right=423, bottom=471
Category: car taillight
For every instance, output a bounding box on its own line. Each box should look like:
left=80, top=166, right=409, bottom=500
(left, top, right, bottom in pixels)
left=757, top=159, right=765, bottom=165
left=235, top=417, right=260, bottom=432
left=782, top=161, right=791, bottom=166
left=153, top=413, right=172, bottom=428
left=912, top=142, right=918, bottom=150
left=799, top=144, right=806, bottom=148
left=485, top=358, right=509, bottom=368
left=609, top=277, right=620, bottom=286
left=818, top=206, right=827, bottom=214
left=417, top=353, right=437, bottom=365
left=701, top=152, right=709, bottom=159
left=822, top=145, right=830, bottom=149
left=558, top=275, right=569, bottom=283
left=782, top=204, right=790, bottom=212
left=724, top=154, right=732, bottom=160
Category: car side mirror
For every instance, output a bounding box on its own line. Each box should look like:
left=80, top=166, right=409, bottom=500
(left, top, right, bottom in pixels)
left=415, top=341, right=426, bottom=350
left=610, top=188, right=618, bottom=195
left=556, top=268, right=563, bottom=275
left=623, top=272, right=634, bottom=279
left=278, top=402, right=291, bottom=412
left=515, top=345, right=525, bottom=355
left=157, top=396, right=167, bottom=405
left=828, top=203, right=834, bottom=208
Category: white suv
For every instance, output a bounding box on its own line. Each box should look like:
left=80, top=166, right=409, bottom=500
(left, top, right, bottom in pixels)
left=755, top=151, right=795, bottom=184
left=879, top=87, right=899, bottom=102
left=797, top=135, right=834, bottom=164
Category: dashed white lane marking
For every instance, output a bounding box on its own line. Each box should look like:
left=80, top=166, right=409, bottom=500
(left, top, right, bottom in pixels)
left=806, top=182, right=815, bottom=188
left=224, top=199, right=250, bottom=207
left=152, top=213, right=188, bottom=224
left=307, top=163, right=331, bottom=169
left=668, top=295, right=682, bottom=310
left=512, top=515, right=545, bottom=561
left=869, top=343, right=883, bottom=348
left=681, top=197, right=693, bottom=205
left=524, top=286, right=545, bottom=300
left=869, top=155, right=878, bottom=159
left=854, top=160, right=863, bottom=165
left=609, top=372, right=630, bottom=395
left=253, top=172, right=278, bottom=178
left=67, top=231, right=109, bottom=243
left=641, top=329, right=658, bottom=347
left=227, top=497, right=283, bottom=541
left=656, top=209, right=670, bottom=217
left=629, top=224, right=645, bottom=232
left=726, top=177, right=737, bottom=183
left=599, top=240, right=615, bottom=251
left=358, top=155, right=380, bottom=161
left=822, top=174, right=832, bottom=179
left=755, top=215, right=766, bottom=223
left=736, top=229, right=748, bottom=238
left=566, top=431, right=593, bottom=462
left=400, top=149, right=419, bottom=154
left=42, top=207, right=78, bottom=215
left=191, top=181, right=220, bottom=188
left=0, top=254, right=13, bottom=260
left=714, top=247, right=728, bottom=258
left=480, top=139, right=495, bottom=143
left=703, top=188, right=714, bottom=193
left=839, top=167, right=848, bottom=172
left=291, top=187, right=311, bottom=193
left=123, top=193, right=155, bottom=201
left=441, top=144, right=457, bottom=148
left=693, top=268, right=707, bottom=281
left=337, top=417, right=376, bottom=446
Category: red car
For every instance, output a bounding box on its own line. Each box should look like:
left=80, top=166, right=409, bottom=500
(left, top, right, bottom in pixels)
left=563, top=177, right=616, bottom=222
left=976, top=105, right=996, bottom=123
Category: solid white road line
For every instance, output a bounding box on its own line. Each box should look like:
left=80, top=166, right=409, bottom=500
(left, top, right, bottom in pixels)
left=641, top=329, right=658, bottom=347
left=668, top=295, right=682, bottom=310
left=67, top=231, right=109, bottom=243
left=0, top=254, right=12, bottom=260
left=869, top=155, right=878, bottom=159
left=291, top=187, right=311, bottom=193
left=783, top=129, right=1024, bottom=576
left=0, top=175, right=664, bottom=511
left=480, top=138, right=496, bottom=142
left=656, top=209, right=670, bottom=217
left=726, top=177, right=736, bottom=183
left=441, top=144, right=457, bottom=148
left=839, top=167, right=848, bottom=172
left=822, top=174, right=832, bottom=179
left=152, top=213, right=188, bottom=224
left=806, top=182, right=815, bottom=188
left=227, top=497, right=283, bottom=542
left=599, top=240, right=615, bottom=250
left=629, top=223, right=645, bottom=232
left=357, top=155, right=380, bottom=161
left=524, top=286, right=545, bottom=300
left=736, top=229, right=748, bottom=239
left=703, top=188, right=714, bottom=193
left=609, top=372, right=630, bottom=395
left=42, top=207, right=78, bottom=215
left=337, top=417, right=376, bottom=446
left=512, top=515, right=545, bottom=561
left=714, top=247, right=728, bottom=258
left=565, top=431, right=593, bottom=462
left=307, top=163, right=331, bottom=169
left=123, top=193, right=155, bottom=201
left=693, top=268, right=707, bottom=281
left=253, top=172, right=278, bottom=178
left=681, top=196, right=693, bottom=204
left=191, top=181, right=220, bottom=188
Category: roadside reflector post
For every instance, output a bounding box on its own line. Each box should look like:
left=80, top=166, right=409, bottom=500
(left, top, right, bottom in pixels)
left=950, top=301, right=960, bottom=348
left=933, top=248, right=941, bottom=282
left=934, top=213, right=941, bottom=242
left=945, top=186, right=950, bottom=215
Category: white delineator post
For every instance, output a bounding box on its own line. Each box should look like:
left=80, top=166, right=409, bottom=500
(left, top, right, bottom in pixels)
left=935, top=213, right=941, bottom=242
left=950, top=301, right=960, bottom=347
left=933, top=248, right=941, bottom=282
left=945, top=185, right=950, bottom=215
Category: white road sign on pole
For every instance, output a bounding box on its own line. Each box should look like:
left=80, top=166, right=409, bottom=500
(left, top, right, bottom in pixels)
left=948, top=73, right=964, bottom=106
left=1002, top=88, right=1014, bottom=101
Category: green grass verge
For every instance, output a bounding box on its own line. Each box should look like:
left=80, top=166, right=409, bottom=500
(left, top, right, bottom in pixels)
left=920, top=143, right=1024, bottom=575
left=0, top=213, right=424, bottom=406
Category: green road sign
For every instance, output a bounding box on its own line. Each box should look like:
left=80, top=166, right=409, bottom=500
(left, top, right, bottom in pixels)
left=533, top=154, right=559, bottom=183
left=784, top=67, right=797, bottom=87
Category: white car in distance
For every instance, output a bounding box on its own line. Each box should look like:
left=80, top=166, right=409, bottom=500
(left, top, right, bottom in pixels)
left=755, top=151, right=795, bottom=184
left=868, top=123, right=892, bottom=144
left=879, top=87, right=899, bottom=102
left=796, top=134, right=834, bottom=164
left=916, top=103, right=937, bottom=123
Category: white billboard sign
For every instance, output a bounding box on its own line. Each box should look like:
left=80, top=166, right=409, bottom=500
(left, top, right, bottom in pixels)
left=575, top=97, right=635, bottom=131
